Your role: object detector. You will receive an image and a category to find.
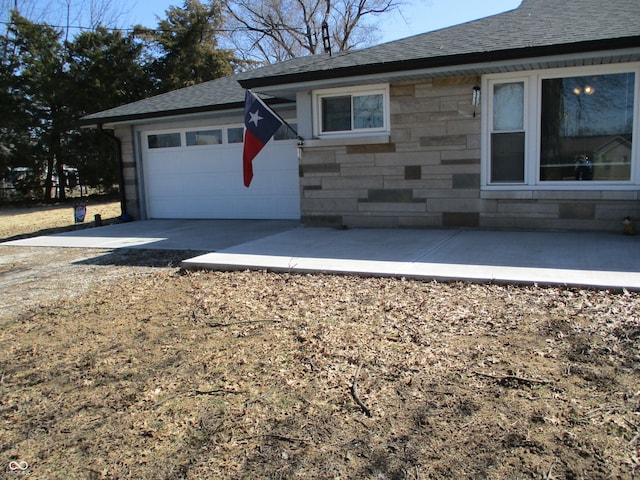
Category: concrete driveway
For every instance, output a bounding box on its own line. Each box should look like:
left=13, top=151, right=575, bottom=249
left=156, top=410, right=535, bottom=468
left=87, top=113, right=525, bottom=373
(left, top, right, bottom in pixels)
left=3, top=219, right=640, bottom=290
left=2, top=219, right=299, bottom=251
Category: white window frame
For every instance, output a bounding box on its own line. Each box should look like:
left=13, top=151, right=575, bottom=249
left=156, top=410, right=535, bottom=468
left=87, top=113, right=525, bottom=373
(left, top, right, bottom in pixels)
left=143, top=120, right=298, bottom=151
left=482, top=63, right=640, bottom=190
left=184, top=125, right=244, bottom=147
left=313, top=84, right=390, bottom=137
left=185, top=128, right=224, bottom=147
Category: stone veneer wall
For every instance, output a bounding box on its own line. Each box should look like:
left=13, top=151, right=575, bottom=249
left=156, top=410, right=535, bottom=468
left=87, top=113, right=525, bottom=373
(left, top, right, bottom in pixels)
left=113, top=126, right=141, bottom=219
left=299, top=76, right=640, bottom=232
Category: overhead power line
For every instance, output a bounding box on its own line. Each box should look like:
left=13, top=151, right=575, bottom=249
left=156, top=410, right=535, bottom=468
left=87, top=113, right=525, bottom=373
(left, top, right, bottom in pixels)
left=0, top=19, right=294, bottom=35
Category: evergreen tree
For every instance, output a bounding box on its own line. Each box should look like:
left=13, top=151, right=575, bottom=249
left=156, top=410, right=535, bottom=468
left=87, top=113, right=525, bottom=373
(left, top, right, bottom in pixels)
left=136, top=0, right=236, bottom=93
left=2, top=12, right=69, bottom=200
left=66, top=27, right=152, bottom=190
left=1, top=13, right=152, bottom=201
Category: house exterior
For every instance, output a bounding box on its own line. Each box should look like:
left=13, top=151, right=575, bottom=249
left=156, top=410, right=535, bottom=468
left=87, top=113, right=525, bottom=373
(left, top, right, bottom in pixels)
left=81, top=74, right=303, bottom=220
left=81, top=0, right=640, bottom=232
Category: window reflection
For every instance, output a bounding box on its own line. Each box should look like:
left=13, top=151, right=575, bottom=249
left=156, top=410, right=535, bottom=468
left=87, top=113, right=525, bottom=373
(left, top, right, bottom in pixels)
left=186, top=130, right=222, bottom=146
left=354, top=94, right=384, bottom=129
left=322, top=96, right=351, bottom=132
left=148, top=132, right=181, bottom=149
left=227, top=127, right=244, bottom=144
left=540, top=73, right=634, bottom=181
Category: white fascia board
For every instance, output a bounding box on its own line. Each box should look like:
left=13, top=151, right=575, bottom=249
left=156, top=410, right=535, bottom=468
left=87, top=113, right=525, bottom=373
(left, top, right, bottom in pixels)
left=88, top=102, right=297, bottom=130
left=251, top=46, right=640, bottom=96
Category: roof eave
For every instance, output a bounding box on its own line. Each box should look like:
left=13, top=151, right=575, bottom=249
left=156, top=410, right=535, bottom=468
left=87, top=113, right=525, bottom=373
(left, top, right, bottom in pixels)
left=78, top=97, right=293, bottom=127
left=78, top=102, right=244, bottom=127
left=238, top=36, right=640, bottom=89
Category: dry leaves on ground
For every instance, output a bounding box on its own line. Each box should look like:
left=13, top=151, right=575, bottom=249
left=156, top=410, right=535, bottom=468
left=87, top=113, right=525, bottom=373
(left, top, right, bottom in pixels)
left=1, top=264, right=639, bottom=479
left=1, top=201, right=639, bottom=479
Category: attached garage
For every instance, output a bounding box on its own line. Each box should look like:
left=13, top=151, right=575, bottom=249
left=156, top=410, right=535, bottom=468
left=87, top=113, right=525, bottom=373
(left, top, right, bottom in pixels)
left=140, top=124, right=300, bottom=220
left=80, top=74, right=304, bottom=222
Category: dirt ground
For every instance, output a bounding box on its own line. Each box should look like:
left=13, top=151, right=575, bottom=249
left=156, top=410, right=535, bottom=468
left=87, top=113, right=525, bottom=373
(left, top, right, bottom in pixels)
left=0, top=203, right=639, bottom=479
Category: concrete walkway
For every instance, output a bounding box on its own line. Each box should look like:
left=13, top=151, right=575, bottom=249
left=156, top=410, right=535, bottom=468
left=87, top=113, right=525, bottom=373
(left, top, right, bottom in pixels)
left=3, top=219, right=640, bottom=290
left=183, top=227, right=640, bottom=290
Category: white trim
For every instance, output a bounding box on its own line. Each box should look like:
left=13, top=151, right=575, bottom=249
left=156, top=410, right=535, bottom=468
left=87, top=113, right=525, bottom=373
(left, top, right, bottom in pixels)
left=484, top=77, right=530, bottom=185
left=132, top=128, right=148, bottom=220
left=482, top=63, right=640, bottom=191
left=252, top=48, right=640, bottom=98
left=312, top=84, right=390, bottom=138
left=139, top=125, right=301, bottom=220
left=140, top=120, right=296, bottom=152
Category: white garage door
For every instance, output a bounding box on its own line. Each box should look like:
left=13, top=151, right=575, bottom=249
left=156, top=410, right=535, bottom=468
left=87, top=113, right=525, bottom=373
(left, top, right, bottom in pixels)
left=141, top=126, right=300, bottom=219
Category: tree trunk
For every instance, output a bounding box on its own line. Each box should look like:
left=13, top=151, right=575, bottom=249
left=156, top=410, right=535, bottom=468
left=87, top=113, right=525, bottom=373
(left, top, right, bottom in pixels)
left=51, top=113, right=66, bottom=201
left=56, top=156, right=66, bottom=200
left=44, top=156, right=54, bottom=202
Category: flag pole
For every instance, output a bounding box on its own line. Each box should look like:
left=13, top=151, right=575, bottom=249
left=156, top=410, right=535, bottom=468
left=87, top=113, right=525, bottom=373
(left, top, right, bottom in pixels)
left=248, top=90, right=305, bottom=146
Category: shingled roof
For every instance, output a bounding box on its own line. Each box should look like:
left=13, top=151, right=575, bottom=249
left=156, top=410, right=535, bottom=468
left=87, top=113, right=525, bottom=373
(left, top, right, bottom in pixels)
left=239, top=0, right=640, bottom=88
left=83, top=0, right=640, bottom=124
left=80, top=56, right=323, bottom=125
left=80, top=74, right=246, bottom=125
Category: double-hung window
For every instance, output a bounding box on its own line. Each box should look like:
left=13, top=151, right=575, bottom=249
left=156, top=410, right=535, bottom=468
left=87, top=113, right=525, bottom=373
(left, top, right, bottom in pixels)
left=484, top=65, right=639, bottom=188
left=490, top=81, right=527, bottom=183
left=314, top=85, right=389, bottom=136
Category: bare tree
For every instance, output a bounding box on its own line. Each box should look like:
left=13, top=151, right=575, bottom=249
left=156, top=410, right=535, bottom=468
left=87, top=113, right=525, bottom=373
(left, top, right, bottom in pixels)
left=1, top=0, right=132, bottom=39
left=221, top=0, right=401, bottom=64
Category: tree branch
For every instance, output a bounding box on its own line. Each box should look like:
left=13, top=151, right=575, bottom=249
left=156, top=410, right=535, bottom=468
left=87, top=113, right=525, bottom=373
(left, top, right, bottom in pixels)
left=351, top=361, right=372, bottom=417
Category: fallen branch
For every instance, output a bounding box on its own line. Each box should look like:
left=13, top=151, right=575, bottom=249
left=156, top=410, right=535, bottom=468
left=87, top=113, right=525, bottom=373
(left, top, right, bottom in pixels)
left=474, top=371, right=552, bottom=387
left=237, top=434, right=309, bottom=445
left=265, top=434, right=309, bottom=444
left=586, top=405, right=627, bottom=418
left=542, top=460, right=557, bottom=480
left=351, top=361, right=372, bottom=417
left=207, top=319, right=282, bottom=328
left=193, top=388, right=243, bottom=396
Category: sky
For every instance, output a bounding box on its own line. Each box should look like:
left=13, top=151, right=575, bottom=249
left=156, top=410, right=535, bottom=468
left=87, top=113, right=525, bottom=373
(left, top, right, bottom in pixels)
left=4, top=0, right=522, bottom=44
left=127, top=0, right=522, bottom=44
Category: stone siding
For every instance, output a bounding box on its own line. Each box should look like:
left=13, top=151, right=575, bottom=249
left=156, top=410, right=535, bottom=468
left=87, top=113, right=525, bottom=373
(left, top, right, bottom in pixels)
left=299, top=77, right=640, bottom=232
left=114, top=126, right=141, bottom=219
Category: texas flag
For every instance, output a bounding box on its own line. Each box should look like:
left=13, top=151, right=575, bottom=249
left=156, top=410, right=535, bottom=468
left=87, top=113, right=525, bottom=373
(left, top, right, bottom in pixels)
left=242, top=89, right=284, bottom=187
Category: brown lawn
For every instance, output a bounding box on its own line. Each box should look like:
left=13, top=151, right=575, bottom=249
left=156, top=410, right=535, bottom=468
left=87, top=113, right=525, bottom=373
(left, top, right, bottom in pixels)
left=0, top=204, right=638, bottom=479
left=0, top=198, right=121, bottom=241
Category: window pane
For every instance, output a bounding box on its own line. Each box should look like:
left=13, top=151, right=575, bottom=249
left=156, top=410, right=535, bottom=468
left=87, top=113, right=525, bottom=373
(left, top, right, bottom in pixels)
left=186, top=129, right=222, bottom=146
left=540, top=73, right=634, bottom=181
left=322, top=96, right=351, bottom=132
left=491, top=132, right=525, bottom=183
left=494, top=83, right=524, bottom=131
left=353, top=94, right=384, bottom=129
left=148, top=133, right=181, bottom=149
left=228, top=127, right=244, bottom=144
left=274, top=123, right=297, bottom=140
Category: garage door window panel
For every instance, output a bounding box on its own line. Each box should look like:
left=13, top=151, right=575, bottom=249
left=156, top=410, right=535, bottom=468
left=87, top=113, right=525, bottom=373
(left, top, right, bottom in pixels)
left=228, top=127, right=244, bottom=144
left=186, top=129, right=222, bottom=146
left=148, top=132, right=181, bottom=149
